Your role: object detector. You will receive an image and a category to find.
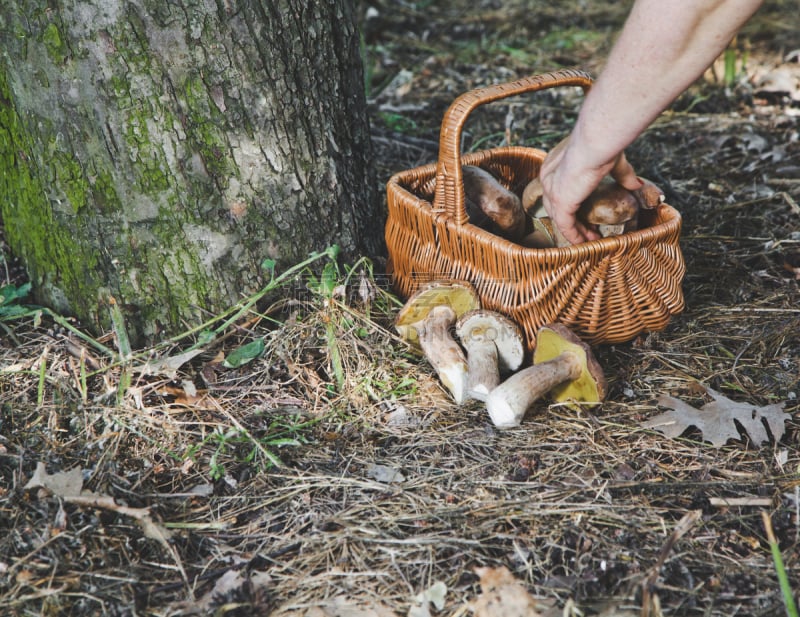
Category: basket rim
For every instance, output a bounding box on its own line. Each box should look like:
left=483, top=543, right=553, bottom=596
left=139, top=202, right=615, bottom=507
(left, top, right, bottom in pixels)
left=386, top=146, right=682, bottom=257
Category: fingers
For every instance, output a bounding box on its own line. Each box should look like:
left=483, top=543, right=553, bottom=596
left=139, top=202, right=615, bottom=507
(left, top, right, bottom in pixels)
left=541, top=138, right=640, bottom=245
left=610, top=151, right=643, bottom=192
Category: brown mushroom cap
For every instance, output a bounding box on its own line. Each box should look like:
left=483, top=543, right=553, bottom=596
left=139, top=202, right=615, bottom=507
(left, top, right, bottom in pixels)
left=577, top=178, right=639, bottom=226
left=532, top=323, right=607, bottom=406
left=633, top=177, right=666, bottom=209
left=394, top=280, right=481, bottom=347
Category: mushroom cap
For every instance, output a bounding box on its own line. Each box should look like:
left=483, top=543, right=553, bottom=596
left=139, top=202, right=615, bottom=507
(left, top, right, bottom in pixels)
left=532, top=323, right=607, bottom=405
left=456, top=309, right=525, bottom=373
left=394, top=280, right=481, bottom=347
left=462, top=165, right=526, bottom=242
left=634, top=177, right=666, bottom=209
left=521, top=177, right=546, bottom=217
left=578, top=179, right=639, bottom=226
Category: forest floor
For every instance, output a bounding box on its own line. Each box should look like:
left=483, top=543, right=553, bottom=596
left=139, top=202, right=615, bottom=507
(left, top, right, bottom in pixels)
left=1, top=1, right=799, bottom=616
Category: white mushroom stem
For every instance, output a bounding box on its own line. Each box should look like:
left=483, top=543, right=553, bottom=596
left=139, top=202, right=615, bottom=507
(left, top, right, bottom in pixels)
left=485, top=352, right=582, bottom=428
left=415, top=305, right=468, bottom=404
left=461, top=338, right=499, bottom=401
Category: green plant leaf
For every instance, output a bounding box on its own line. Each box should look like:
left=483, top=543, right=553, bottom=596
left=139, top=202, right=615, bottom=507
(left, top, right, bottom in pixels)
left=320, top=262, right=338, bottom=297
left=0, top=282, right=35, bottom=320
left=261, top=258, right=276, bottom=279
left=223, top=338, right=265, bottom=368
left=0, top=282, right=31, bottom=305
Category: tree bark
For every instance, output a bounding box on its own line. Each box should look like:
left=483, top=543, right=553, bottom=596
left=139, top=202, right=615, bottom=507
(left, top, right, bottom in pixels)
left=0, top=1, right=380, bottom=343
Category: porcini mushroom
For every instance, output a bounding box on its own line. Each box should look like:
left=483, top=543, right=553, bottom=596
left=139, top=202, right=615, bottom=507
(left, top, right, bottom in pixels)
left=485, top=323, right=606, bottom=428
left=522, top=176, right=665, bottom=243
left=414, top=305, right=469, bottom=404
left=463, top=165, right=527, bottom=242
left=394, top=281, right=481, bottom=404
left=634, top=177, right=666, bottom=210
left=520, top=217, right=556, bottom=248
left=578, top=178, right=640, bottom=237
left=456, top=309, right=525, bottom=401
left=521, top=176, right=546, bottom=218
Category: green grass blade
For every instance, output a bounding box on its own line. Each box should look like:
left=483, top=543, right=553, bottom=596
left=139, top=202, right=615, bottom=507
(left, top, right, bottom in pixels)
left=763, top=512, right=799, bottom=617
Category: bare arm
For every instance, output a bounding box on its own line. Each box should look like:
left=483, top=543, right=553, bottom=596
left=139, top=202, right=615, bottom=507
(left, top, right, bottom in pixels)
left=541, top=0, right=764, bottom=244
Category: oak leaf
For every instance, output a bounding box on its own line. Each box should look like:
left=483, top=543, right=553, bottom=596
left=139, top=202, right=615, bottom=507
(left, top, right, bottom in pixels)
left=643, top=387, right=789, bottom=447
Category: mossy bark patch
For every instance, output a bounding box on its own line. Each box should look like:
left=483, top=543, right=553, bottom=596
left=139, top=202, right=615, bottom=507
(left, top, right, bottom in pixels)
left=0, top=0, right=378, bottom=343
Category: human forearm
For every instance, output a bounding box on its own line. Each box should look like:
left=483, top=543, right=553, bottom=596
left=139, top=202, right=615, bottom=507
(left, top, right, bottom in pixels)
left=571, top=0, right=764, bottom=169
left=540, top=0, right=764, bottom=244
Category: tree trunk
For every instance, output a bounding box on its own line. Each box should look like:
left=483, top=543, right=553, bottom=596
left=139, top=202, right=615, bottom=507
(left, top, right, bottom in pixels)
left=0, top=1, right=380, bottom=343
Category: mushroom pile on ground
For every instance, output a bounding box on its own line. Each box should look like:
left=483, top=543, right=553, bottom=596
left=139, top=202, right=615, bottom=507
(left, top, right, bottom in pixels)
left=462, top=164, right=665, bottom=248
left=394, top=281, right=607, bottom=427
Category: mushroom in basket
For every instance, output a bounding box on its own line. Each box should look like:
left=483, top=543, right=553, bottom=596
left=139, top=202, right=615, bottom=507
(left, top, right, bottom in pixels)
left=522, top=176, right=665, bottom=247
left=462, top=165, right=527, bottom=242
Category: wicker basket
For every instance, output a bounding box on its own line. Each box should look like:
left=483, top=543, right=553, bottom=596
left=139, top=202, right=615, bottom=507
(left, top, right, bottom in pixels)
left=385, top=69, right=685, bottom=353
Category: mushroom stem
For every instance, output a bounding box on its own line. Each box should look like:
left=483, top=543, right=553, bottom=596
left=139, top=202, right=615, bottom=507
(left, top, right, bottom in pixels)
left=485, top=353, right=582, bottom=428
left=456, top=309, right=525, bottom=401
left=462, top=339, right=499, bottom=401
left=415, top=305, right=469, bottom=404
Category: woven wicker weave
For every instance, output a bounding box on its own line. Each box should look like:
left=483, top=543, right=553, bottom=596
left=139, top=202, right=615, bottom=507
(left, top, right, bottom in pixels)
left=386, top=69, right=685, bottom=353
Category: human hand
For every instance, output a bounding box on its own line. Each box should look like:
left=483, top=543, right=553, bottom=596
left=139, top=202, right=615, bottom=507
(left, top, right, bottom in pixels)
left=539, top=136, right=643, bottom=245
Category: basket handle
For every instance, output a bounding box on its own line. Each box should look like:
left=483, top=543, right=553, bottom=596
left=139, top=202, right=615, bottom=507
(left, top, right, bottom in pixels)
left=434, top=69, right=593, bottom=225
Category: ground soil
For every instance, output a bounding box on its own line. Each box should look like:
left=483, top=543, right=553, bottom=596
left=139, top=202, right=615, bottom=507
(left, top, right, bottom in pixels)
left=1, top=1, right=799, bottom=616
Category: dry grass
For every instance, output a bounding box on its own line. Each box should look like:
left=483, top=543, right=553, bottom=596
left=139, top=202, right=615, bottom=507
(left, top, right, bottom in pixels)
left=2, top=1, right=800, bottom=616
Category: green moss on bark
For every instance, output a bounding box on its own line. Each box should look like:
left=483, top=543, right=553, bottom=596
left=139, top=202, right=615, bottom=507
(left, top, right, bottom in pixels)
left=41, top=22, right=70, bottom=64
left=51, top=149, right=90, bottom=214
left=90, top=167, right=123, bottom=214
left=0, top=69, right=100, bottom=320
left=182, top=73, right=234, bottom=183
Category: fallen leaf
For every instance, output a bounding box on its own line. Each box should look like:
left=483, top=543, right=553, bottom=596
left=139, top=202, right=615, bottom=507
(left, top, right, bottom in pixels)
left=643, top=387, right=789, bottom=447
left=273, top=596, right=399, bottom=617
left=24, top=462, right=83, bottom=496
left=170, top=568, right=273, bottom=615
left=471, top=566, right=542, bottom=617
left=366, top=464, right=406, bottom=484
left=223, top=338, right=266, bottom=368
left=133, top=348, right=205, bottom=378
left=408, top=581, right=447, bottom=617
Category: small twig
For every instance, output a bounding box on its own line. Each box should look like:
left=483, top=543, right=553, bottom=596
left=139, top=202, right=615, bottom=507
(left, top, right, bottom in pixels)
left=64, top=494, right=191, bottom=597
left=641, top=510, right=702, bottom=617
left=780, top=191, right=800, bottom=216
left=709, top=497, right=773, bottom=507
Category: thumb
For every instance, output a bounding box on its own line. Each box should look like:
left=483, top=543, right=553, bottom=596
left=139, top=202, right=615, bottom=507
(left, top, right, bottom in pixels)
left=610, top=152, right=642, bottom=192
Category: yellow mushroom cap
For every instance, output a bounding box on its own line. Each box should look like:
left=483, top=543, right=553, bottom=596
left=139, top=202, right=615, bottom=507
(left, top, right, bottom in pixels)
left=394, top=280, right=481, bottom=347
left=532, top=323, right=607, bottom=406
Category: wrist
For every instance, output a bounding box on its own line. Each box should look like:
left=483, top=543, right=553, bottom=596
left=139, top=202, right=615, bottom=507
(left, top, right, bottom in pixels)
left=561, top=119, right=618, bottom=176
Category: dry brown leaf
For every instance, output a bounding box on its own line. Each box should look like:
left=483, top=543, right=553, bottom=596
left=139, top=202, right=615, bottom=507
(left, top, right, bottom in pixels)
left=471, top=566, right=542, bottom=617
left=274, top=597, right=400, bottom=617
left=24, top=462, right=83, bottom=496
left=643, top=387, right=789, bottom=447
left=133, top=348, right=205, bottom=378
left=23, top=463, right=187, bottom=586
